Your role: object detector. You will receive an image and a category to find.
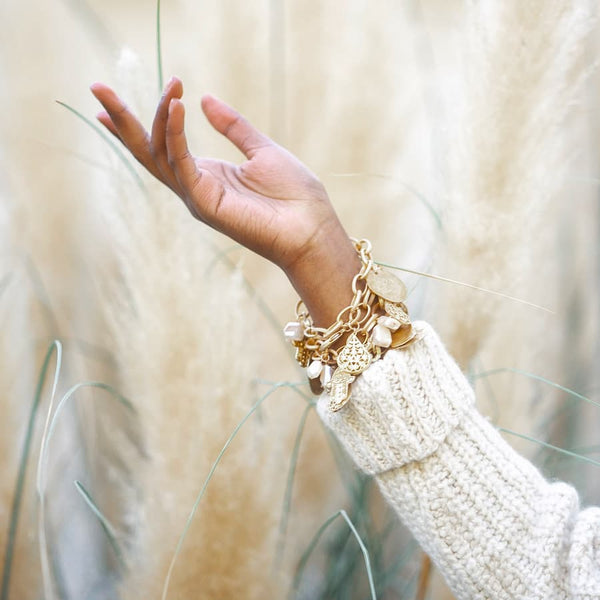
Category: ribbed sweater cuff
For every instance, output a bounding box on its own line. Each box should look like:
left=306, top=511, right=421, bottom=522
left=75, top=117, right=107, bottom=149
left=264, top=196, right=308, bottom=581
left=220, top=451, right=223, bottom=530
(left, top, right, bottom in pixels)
left=317, top=321, right=475, bottom=475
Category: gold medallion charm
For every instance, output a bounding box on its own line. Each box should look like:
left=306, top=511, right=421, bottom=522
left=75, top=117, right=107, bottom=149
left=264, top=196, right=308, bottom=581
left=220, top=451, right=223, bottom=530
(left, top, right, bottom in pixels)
left=326, top=369, right=356, bottom=411
left=384, top=300, right=411, bottom=325
left=337, top=333, right=372, bottom=375
left=390, top=324, right=415, bottom=348
left=366, top=268, right=407, bottom=303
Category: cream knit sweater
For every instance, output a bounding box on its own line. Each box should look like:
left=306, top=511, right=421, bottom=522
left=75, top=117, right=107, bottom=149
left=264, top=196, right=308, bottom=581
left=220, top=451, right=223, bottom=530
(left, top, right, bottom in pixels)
left=317, top=322, right=600, bottom=600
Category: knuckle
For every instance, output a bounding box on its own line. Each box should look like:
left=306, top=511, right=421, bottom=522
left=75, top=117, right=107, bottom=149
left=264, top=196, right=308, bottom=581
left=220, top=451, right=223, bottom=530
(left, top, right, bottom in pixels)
left=223, top=114, right=243, bottom=138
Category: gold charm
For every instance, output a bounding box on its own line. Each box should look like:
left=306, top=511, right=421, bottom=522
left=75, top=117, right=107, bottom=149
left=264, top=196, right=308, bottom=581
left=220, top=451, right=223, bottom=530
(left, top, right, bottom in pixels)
left=383, top=300, right=411, bottom=325
left=337, top=333, right=372, bottom=375
left=293, top=341, right=311, bottom=367
left=366, top=268, right=407, bottom=303
left=326, top=369, right=356, bottom=412
left=390, top=324, right=415, bottom=348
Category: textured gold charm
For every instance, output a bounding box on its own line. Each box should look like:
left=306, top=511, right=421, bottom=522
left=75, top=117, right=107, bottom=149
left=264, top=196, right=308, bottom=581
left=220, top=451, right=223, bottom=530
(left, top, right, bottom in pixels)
left=326, top=369, right=356, bottom=412
left=337, top=333, right=372, bottom=375
left=383, top=300, right=410, bottom=324
left=366, top=268, right=407, bottom=303
left=293, top=342, right=311, bottom=367
left=390, top=324, right=415, bottom=348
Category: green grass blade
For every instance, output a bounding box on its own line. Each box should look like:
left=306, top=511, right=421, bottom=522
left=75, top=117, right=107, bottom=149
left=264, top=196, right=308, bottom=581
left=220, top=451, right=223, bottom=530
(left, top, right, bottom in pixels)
left=291, top=509, right=376, bottom=600
left=291, top=511, right=340, bottom=596
left=74, top=481, right=126, bottom=569
left=161, top=381, right=302, bottom=600
left=473, top=367, right=599, bottom=409
left=56, top=101, right=146, bottom=192
left=498, top=427, right=600, bottom=468
left=339, top=510, right=376, bottom=600
left=275, top=402, right=314, bottom=565
left=156, top=0, right=164, bottom=92
left=377, top=262, right=554, bottom=314
left=46, top=382, right=134, bottom=444
left=36, top=377, right=132, bottom=599
left=35, top=341, right=64, bottom=600
left=1, top=342, right=59, bottom=600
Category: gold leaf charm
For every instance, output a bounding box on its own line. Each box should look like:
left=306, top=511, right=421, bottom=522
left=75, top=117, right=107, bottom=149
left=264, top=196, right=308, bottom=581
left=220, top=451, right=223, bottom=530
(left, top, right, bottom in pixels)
left=337, top=333, right=372, bottom=375
left=384, top=300, right=411, bottom=325
left=366, top=268, right=407, bottom=303
left=326, top=369, right=356, bottom=412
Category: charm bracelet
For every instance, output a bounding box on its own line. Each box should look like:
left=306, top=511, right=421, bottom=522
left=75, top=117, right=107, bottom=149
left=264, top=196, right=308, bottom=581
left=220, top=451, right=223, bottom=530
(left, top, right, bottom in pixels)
left=283, top=238, right=416, bottom=412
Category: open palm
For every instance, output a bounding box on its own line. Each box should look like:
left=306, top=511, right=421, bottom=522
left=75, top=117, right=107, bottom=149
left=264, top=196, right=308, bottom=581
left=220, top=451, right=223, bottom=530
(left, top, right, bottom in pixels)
left=90, top=77, right=337, bottom=272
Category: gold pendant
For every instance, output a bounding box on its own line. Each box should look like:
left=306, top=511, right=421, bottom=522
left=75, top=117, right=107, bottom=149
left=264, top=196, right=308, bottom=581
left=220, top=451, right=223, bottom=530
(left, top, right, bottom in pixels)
left=326, top=369, right=356, bottom=412
left=384, top=300, right=411, bottom=325
left=336, top=333, right=372, bottom=375
left=366, top=268, right=407, bottom=303
left=390, top=324, right=415, bottom=348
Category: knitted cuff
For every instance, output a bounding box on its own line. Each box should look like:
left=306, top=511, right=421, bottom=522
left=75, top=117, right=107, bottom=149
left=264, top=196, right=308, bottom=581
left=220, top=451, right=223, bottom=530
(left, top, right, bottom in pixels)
left=317, top=321, right=475, bottom=475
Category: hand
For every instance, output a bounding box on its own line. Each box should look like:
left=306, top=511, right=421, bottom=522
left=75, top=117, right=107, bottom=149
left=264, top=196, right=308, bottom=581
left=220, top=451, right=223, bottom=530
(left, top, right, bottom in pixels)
left=90, top=77, right=360, bottom=325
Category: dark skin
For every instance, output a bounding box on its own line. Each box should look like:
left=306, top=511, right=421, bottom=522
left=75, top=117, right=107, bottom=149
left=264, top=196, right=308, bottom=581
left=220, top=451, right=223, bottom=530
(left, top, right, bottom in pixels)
left=90, top=77, right=360, bottom=326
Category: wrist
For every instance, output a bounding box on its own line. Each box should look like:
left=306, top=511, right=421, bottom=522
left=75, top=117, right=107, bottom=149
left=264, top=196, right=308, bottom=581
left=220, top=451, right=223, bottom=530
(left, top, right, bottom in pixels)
left=284, top=225, right=360, bottom=327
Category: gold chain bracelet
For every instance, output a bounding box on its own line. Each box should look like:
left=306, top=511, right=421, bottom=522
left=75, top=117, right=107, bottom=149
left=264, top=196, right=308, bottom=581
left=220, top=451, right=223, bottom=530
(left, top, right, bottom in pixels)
left=283, top=238, right=416, bottom=412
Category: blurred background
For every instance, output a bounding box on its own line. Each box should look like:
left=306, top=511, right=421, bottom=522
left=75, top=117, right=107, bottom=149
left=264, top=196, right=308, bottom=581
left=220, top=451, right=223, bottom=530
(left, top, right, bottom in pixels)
left=0, top=1, right=598, bottom=598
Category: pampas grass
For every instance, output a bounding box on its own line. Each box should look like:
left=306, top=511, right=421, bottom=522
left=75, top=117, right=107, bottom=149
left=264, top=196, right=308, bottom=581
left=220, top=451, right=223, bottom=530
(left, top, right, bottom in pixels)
left=0, top=1, right=598, bottom=599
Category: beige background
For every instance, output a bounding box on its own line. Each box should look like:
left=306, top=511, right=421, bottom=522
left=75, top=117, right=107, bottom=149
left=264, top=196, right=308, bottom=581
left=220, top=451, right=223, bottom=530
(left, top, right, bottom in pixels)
left=0, top=1, right=598, bottom=598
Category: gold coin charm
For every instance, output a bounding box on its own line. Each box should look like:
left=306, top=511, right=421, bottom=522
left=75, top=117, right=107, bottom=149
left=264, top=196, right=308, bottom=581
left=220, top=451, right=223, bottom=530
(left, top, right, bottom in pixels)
left=326, top=369, right=356, bottom=412
left=366, top=268, right=407, bottom=303
left=390, top=324, right=415, bottom=348
left=336, top=333, right=372, bottom=375
left=384, top=300, right=411, bottom=325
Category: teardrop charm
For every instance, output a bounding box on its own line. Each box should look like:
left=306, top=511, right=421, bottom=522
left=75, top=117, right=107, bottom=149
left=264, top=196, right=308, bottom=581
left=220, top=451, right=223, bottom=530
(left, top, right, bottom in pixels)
left=336, top=333, right=372, bottom=375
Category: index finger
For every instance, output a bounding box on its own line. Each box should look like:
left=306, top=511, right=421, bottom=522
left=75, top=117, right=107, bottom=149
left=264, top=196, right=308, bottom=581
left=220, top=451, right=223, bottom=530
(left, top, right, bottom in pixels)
left=90, top=83, right=163, bottom=181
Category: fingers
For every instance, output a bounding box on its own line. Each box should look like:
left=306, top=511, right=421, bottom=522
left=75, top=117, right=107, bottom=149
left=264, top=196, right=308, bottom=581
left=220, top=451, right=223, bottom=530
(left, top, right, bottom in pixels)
left=96, top=111, right=120, bottom=139
left=90, top=82, right=166, bottom=185
left=201, top=94, right=273, bottom=159
left=167, top=99, right=223, bottom=222
left=149, top=77, right=184, bottom=190
left=151, top=77, right=183, bottom=149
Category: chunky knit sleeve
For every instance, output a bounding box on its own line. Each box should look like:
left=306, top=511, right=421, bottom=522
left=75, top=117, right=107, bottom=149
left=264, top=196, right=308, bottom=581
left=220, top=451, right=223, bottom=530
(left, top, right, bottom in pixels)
left=317, top=321, right=600, bottom=600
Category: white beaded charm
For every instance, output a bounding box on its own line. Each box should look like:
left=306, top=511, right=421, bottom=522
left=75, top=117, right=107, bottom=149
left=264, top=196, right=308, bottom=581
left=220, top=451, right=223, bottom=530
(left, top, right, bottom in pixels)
left=371, top=324, right=392, bottom=348
left=377, top=315, right=401, bottom=332
left=306, top=360, right=323, bottom=380
left=283, top=321, right=305, bottom=342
